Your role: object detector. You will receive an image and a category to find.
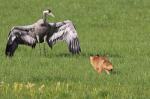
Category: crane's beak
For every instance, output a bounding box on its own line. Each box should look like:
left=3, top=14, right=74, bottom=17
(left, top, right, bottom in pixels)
left=49, top=12, right=55, bottom=17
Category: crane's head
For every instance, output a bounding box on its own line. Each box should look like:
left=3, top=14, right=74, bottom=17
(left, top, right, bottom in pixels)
left=43, top=9, right=55, bottom=17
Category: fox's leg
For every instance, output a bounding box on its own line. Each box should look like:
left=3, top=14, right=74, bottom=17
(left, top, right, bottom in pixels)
left=105, top=69, right=110, bottom=75
left=98, top=67, right=103, bottom=74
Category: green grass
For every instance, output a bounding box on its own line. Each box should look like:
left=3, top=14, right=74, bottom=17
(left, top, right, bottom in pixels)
left=0, top=0, right=150, bottom=98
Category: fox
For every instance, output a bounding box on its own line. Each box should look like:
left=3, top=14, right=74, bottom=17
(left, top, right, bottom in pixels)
left=90, top=55, right=113, bottom=75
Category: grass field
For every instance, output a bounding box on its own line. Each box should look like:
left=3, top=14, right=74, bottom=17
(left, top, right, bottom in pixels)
left=0, top=0, right=150, bottom=98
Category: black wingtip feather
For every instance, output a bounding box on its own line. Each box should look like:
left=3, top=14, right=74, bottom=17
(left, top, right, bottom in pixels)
left=5, top=41, right=18, bottom=57
left=5, top=44, right=13, bottom=57
left=68, top=38, right=81, bottom=54
left=48, top=40, right=53, bottom=49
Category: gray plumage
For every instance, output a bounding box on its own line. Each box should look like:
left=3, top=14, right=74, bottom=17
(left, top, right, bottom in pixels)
left=5, top=10, right=81, bottom=57
left=5, top=9, right=54, bottom=56
left=48, top=20, right=81, bottom=54
left=10, top=9, right=54, bottom=43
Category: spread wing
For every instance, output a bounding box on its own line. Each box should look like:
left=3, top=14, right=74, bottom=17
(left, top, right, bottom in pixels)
left=48, top=20, right=81, bottom=54
left=5, top=28, right=36, bottom=57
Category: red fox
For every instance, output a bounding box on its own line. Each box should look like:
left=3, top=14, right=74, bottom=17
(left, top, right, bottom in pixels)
left=90, top=55, right=113, bottom=75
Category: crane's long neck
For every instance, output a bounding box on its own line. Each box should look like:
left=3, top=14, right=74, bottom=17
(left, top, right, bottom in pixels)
left=42, top=13, right=47, bottom=23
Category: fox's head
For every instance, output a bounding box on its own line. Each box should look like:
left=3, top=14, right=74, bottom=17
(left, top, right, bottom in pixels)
left=104, top=64, right=113, bottom=71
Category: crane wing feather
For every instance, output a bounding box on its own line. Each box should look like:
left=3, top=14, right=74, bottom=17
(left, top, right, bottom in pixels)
left=5, top=28, right=36, bottom=57
left=48, top=20, right=81, bottom=54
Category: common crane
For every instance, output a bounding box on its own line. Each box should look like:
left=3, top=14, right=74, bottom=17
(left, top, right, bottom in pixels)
left=5, top=10, right=81, bottom=57
left=5, top=9, right=54, bottom=56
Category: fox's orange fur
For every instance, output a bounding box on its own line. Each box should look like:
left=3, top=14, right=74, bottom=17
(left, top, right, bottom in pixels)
left=90, top=55, right=113, bottom=75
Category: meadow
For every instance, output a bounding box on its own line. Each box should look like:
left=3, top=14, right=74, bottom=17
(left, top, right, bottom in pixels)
left=0, top=0, right=150, bottom=98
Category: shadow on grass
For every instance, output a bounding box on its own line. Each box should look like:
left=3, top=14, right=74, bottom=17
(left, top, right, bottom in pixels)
left=48, top=51, right=123, bottom=58
left=111, top=69, right=121, bottom=75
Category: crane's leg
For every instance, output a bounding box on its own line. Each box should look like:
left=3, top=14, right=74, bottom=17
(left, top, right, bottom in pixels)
left=43, top=35, right=47, bottom=56
left=36, top=35, right=41, bottom=55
